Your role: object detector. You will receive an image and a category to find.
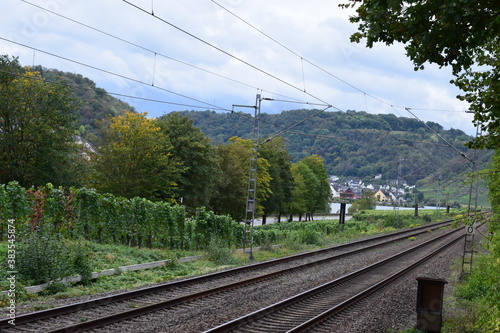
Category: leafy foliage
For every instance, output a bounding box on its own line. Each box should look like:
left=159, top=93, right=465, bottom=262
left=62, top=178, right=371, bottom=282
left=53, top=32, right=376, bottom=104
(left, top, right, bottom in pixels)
left=0, top=182, right=243, bottom=251
left=157, top=113, right=221, bottom=210
left=0, top=55, right=83, bottom=187
left=92, top=111, right=181, bottom=200
left=452, top=40, right=500, bottom=149
left=175, top=110, right=488, bottom=185
left=450, top=254, right=500, bottom=332
left=259, top=137, right=294, bottom=223
left=288, top=155, right=331, bottom=220
left=348, top=189, right=376, bottom=214
left=340, top=0, right=499, bottom=149
left=37, top=67, right=135, bottom=141
left=209, top=137, right=272, bottom=221
left=16, top=229, right=92, bottom=287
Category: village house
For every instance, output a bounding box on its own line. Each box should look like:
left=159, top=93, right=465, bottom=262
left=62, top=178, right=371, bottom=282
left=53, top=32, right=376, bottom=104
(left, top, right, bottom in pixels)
left=373, top=189, right=392, bottom=203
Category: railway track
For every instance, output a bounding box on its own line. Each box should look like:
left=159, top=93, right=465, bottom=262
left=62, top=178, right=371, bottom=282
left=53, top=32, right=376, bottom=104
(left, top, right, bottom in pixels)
left=0, top=219, right=466, bottom=332
left=205, top=226, right=465, bottom=332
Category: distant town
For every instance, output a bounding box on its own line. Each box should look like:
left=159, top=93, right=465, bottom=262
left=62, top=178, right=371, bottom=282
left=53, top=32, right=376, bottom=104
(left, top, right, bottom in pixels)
left=330, top=176, right=413, bottom=205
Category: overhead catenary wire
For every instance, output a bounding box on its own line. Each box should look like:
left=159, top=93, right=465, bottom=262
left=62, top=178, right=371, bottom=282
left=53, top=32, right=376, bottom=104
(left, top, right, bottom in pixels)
left=405, top=107, right=474, bottom=166
left=209, top=0, right=477, bottom=177
left=20, top=0, right=470, bottom=120
left=261, top=105, right=333, bottom=145
left=210, top=0, right=470, bottom=116
left=7, top=1, right=482, bottom=208
left=0, top=37, right=231, bottom=112
left=0, top=68, right=227, bottom=111
left=19, top=0, right=250, bottom=90
left=122, top=0, right=332, bottom=107
left=20, top=0, right=307, bottom=106
left=16, top=0, right=476, bottom=169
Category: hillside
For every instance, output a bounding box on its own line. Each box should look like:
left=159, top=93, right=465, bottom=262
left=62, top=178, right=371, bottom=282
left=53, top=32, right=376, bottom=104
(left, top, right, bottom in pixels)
left=34, top=66, right=135, bottom=140
left=176, top=110, right=492, bottom=205
left=28, top=68, right=491, bottom=205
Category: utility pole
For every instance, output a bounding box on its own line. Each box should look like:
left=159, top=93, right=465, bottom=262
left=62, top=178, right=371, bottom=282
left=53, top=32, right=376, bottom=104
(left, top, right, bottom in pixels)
left=462, top=112, right=481, bottom=277
left=436, top=175, right=442, bottom=218
left=393, top=158, right=404, bottom=225
left=237, top=94, right=261, bottom=260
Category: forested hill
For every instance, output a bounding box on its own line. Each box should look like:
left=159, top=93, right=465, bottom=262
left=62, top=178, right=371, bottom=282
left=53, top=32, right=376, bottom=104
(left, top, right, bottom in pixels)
left=35, top=67, right=135, bottom=139
left=176, top=110, right=492, bottom=185
left=32, top=68, right=491, bottom=187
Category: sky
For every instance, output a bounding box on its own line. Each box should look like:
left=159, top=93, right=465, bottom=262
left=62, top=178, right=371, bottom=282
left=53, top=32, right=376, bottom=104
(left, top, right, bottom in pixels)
left=1, top=0, right=477, bottom=135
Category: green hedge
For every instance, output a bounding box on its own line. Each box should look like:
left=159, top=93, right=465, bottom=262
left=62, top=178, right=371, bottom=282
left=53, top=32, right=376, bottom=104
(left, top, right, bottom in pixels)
left=0, top=181, right=242, bottom=250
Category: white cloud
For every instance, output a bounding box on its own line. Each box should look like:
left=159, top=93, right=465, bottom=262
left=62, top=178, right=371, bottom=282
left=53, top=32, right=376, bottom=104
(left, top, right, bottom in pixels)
left=0, top=0, right=476, bottom=135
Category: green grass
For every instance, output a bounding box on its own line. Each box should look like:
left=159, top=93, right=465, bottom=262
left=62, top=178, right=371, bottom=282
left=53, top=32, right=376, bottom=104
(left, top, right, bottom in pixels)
left=0, top=240, right=204, bottom=292
left=0, top=211, right=470, bottom=311
left=442, top=254, right=500, bottom=332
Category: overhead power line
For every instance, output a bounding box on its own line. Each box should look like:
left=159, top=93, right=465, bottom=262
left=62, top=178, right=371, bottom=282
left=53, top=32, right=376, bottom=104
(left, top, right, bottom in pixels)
left=405, top=107, right=474, bottom=165
left=262, top=105, right=333, bottom=145
left=122, top=0, right=332, bottom=107
left=208, top=0, right=477, bottom=174
left=210, top=0, right=470, bottom=117
left=0, top=68, right=228, bottom=111
left=20, top=0, right=309, bottom=105
left=0, top=36, right=230, bottom=112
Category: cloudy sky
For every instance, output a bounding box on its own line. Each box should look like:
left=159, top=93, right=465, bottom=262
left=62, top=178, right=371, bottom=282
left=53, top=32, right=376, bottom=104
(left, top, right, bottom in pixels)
left=2, top=0, right=477, bottom=135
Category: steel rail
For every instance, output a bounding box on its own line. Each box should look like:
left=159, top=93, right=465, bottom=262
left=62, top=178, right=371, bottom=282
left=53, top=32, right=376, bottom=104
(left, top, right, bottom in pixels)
left=204, top=227, right=464, bottom=333
left=286, top=231, right=465, bottom=332
left=3, top=215, right=482, bottom=333
left=28, top=222, right=460, bottom=332
left=0, top=218, right=456, bottom=330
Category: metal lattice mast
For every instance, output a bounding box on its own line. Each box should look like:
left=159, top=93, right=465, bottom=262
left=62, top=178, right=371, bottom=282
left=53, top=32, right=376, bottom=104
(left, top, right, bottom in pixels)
left=461, top=119, right=482, bottom=277
left=243, top=94, right=261, bottom=260
left=393, top=158, right=403, bottom=225
left=436, top=175, right=442, bottom=218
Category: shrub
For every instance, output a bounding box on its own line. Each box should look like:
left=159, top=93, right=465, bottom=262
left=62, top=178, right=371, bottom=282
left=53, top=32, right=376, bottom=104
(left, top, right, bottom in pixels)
left=205, top=239, right=240, bottom=266
left=16, top=231, right=73, bottom=285
left=16, top=230, right=92, bottom=286
left=71, top=243, right=92, bottom=285
left=297, top=229, right=323, bottom=246
left=450, top=254, right=500, bottom=332
left=282, top=232, right=307, bottom=252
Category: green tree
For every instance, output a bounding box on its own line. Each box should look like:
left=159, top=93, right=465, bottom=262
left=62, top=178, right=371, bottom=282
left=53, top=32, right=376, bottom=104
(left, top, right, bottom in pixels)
left=259, top=137, right=294, bottom=224
left=157, top=113, right=221, bottom=210
left=341, top=0, right=499, bottom=149
left=287, top=162, right=315, bottom=221
left=452, top=40, right=499, bottom=149
left=286, top=155, right=331, bottom=221
left=210, top=140, right=248, bottom=219
left=209, top=137, right=271, bottom=221
left=0, top=55, right=82, bottom=187
left=300, top=155, right=332, bottom=217
left=92, top=111, right=181, bottom=200
left=348, top=189, right=376, bottom=214
left=487, top=151, right=500, bottom=266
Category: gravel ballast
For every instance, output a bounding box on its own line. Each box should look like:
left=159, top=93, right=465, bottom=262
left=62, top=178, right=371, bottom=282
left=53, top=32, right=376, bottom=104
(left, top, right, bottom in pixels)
left=92, top=227, right=468, bottom=332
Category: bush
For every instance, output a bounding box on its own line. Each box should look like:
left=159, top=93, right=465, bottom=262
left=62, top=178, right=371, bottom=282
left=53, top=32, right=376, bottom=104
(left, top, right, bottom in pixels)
left=16, top=230, right=92, bottom=286
left=297, top=229, right=323, bottom=246
left=71, top=242, right=92, bottom=285
left=281, top=233, right=307, bottom=252
left=17, top=231, right=72, bottom=285
left=448, top=254, right=500, bottom=332
left=205, top=239, right=240, bottom=266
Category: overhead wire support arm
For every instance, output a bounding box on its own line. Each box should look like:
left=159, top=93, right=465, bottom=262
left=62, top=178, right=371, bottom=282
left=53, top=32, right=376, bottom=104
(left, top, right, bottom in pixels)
left=404, top=108, right=474, bottom=166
